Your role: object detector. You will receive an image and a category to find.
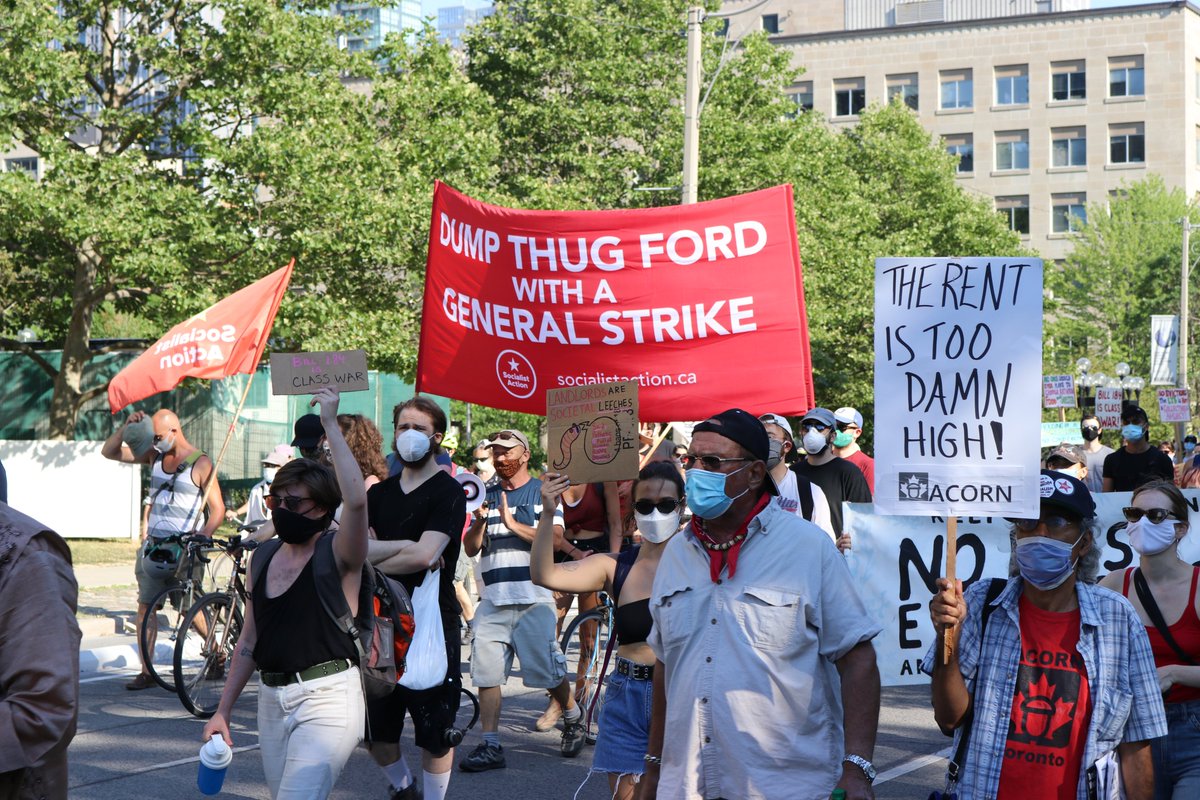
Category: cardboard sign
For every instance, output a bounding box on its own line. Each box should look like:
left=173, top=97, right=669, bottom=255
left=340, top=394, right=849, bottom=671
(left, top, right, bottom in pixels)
left=1095, top=387, right=1124, bottom=429
left=269, top=350, right=370, bottom=395
left=1040, top=421, right=1084, bottom=448
left=1158, top=388, right=1191, bottom=423
left=873, top=258, right=1044, bottom=517
left=546, top=380, right=640, bottom=483
left=1042, top=374, right=1076, bottom=408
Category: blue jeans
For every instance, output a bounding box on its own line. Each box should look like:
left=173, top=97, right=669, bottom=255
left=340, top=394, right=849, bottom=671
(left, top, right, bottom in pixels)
left=592, top=662, right=653, bottom=776
left=1153, top=700, right=1200, bottom=800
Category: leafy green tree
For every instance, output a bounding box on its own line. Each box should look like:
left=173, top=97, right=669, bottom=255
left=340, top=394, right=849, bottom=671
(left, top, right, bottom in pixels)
left=1045, top=174, right=1198, bottom=391
left=0, top=5, right=498, bottom=438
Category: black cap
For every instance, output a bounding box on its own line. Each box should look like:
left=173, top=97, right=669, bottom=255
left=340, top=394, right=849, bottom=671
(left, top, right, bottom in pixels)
left=693, top=408, right=778, bottom=496
left=291, top=414, right=325, bottom=449
left=1121, top=403, right=1148, bottom=423
left=1037, top=469, right=1096, bottom=519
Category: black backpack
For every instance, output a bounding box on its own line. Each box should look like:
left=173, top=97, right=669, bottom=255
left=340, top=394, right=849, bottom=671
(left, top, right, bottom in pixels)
left=254, top=532, right=415, bottom=702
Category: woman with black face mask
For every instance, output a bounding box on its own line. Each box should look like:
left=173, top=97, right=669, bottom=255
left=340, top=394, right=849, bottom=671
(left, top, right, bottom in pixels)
left=202, top=386, right=370, bottom=799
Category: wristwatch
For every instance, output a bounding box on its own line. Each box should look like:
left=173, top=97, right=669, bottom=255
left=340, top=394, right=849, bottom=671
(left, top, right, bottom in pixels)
left=843, top=754, right=877, bottom=783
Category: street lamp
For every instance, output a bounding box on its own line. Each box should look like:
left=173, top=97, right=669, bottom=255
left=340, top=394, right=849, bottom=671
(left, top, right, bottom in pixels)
left=1076, top=357, right=1096, bottom=412
left=1114, top=362, right=1145, bottom=403
left=16, top=328, right=35, bottom=344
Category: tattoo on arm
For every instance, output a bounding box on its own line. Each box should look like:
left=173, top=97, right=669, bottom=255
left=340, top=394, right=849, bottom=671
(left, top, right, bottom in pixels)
left=239, top=646, right=253, bottom=658
left=560, top=560, right=583, bottom=572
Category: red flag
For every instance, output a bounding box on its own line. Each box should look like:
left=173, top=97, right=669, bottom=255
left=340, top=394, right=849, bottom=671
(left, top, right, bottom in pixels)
left=416, top=183, right=814, bottom=421
left=107, top=261, right=295, bottom=413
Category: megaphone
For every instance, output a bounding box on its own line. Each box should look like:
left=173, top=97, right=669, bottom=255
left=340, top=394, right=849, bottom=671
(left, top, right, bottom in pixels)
left=456, top=472, right=487, bottom=513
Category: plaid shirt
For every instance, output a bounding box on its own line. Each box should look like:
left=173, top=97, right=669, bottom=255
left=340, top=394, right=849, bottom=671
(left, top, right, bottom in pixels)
left=921, top=577, right=1167, bottom=800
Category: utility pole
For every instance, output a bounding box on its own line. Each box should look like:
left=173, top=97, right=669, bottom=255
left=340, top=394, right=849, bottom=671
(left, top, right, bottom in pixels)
left=682, top=6, right=703, bottom=205
left=1182, top=218, right=1192, bottom=453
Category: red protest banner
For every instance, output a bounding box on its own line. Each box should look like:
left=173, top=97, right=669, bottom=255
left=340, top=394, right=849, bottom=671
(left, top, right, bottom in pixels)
left=416, top=183, right=814, bottom=421
left=107, top=261, right=295, bottom=412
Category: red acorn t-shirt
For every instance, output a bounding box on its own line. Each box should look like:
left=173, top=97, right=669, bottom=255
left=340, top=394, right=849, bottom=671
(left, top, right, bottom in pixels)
left=996, top=595, right=1092, bottom=800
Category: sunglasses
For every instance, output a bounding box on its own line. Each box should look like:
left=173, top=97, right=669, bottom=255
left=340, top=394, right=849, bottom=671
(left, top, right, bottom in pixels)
left=1122, top=507, right=1176, bottom=524
left=1008, top=514, right=1080, bottom=533
left=681, top=454, right=750, bottom=471
left=265, top=494, right=317, bottom=513
left=802, top=423, right=829, bottom=433
left=152, top=428, right=177, bottom=443
left=634, top=498, right=682, bottom=515
left=836, top=422, right=859, bottom=432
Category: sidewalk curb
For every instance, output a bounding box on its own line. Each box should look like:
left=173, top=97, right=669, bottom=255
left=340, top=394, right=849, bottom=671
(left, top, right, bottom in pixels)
left=80, top=642, right=142, bottom=675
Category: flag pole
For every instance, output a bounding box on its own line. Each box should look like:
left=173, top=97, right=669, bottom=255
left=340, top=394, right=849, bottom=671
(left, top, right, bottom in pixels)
left=193, top=370, right=259, bottom=533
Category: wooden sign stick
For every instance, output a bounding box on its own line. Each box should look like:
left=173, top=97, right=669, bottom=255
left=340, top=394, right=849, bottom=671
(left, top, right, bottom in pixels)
left=941, top=515, right=958, bottom=665
left=640, top=423, right=674, bottom=469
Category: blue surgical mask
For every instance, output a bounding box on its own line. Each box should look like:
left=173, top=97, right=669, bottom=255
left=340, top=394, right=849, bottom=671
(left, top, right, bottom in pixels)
left=1121, top=424, right=1145, bottom=442
left=1015, top=535, right=1082, bottom=590
left=685, top=465, right=748, bottom=519
left=1186, top=441, right=1196, bottom=453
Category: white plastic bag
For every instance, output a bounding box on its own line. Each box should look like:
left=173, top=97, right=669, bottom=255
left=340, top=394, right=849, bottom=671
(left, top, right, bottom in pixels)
left=398, top=568, right=447, bottom=690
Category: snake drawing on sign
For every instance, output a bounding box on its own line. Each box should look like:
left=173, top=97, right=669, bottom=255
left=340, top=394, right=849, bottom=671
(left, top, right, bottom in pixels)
left=551, top=417, right=624, bottom=469
left=552, top=424, right=584, bottom=469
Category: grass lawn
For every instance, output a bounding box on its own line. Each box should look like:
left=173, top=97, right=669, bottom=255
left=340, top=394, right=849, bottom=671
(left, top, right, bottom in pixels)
left=67, top=539, right=140, bottom=565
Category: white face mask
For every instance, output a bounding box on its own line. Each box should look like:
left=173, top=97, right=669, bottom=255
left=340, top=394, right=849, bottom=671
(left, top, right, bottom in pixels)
left=262, top=467, right=278, bottom=483
left=396, top=429, right=433, bottom=462
left=1128, top=517, right=1180, bottom=556
left=801, top=430, right=828, bottom=455
left=635, top=510, right=682, bottom=543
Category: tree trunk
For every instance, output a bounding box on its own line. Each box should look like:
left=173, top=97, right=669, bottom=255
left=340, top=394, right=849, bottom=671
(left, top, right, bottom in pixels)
left=47, top=240, right=102, bottom=440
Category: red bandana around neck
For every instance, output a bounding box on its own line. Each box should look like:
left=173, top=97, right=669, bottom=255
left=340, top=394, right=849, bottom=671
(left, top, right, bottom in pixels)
left=691, top=493, right=770, bottom=582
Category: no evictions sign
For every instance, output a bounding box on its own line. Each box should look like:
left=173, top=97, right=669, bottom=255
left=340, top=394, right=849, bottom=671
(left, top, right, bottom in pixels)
left=873, top=258, right=1044, bottom=518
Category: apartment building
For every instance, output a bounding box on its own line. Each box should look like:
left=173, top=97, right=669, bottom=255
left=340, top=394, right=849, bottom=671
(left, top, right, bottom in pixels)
left=720, top=0, right=1200, bottom=261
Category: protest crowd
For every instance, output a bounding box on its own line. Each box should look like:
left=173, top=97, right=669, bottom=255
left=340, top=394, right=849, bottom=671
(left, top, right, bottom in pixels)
left=5, top=200, right=1200, bottom=800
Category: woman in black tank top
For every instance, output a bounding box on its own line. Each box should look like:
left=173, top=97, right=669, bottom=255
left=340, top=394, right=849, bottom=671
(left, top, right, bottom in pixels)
left=530, top=462, right=685, bottom=800
left=201, top=388, right=371, bottom=800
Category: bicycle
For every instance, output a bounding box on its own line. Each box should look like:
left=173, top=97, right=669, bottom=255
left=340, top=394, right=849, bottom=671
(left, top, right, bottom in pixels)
left=559, top=591, right=615, bottom=745
left=138, top=533, right=235, bottom=692
left=173, top=533, right=258, bottom=718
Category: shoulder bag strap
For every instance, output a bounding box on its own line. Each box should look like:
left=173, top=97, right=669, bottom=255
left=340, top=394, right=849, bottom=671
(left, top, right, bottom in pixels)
left=611, top=545, right=640, bottom=604
left=795, top=474, right=815, bottom=522
left=947, top=578, right=1008, bottom=784
left=1133, top=568, right=1197, bottom=666
left=310, top=532, right=367, bottom=659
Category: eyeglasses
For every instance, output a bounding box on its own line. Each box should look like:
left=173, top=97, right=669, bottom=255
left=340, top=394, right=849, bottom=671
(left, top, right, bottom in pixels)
left=1122, top=507, right=1176, bottom=524
left=152, top=428, right=177, bottom=444
left=634, top=498, right=682, bottom=515
left=1008, top=514, right=1081, bottom=533
left=265, top=494, right=317, bottom=513
left=836, top=422, right=859, bottom=432
left=681, top=454, right=750, bottom=471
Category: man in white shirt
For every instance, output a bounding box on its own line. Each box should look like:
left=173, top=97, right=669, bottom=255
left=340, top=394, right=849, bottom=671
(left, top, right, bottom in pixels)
left=758, top=413, right=835, bottom=539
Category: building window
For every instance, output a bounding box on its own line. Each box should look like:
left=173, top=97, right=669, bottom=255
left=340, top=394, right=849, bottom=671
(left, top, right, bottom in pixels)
left=4, top=157, right=38, bottom=175
left=1109, top=56, right=1144, bottom=98
left=1051, top=60, right=1086, bottom=101
left=1052, top=193, right=1087, bottom=233
left=761, top=14, right=779, bottom=34
left=1109, top=123, right=1145, bottom=164
left=886, top=73, right=919, bottom=110
left=995, top=65, right=1029, bottom=106
left=790, top=81, right=814, bottom=114
left=995, top=130, right=1030, bottom=171
left=1194, top=126, right=1200, bottom=165
left=940, top=69, right=973, bottom=109
left=944, top=134, right=973, bottom=174
left=1051, top=126, right=1087, bottom=167
left=997, top=196, right=1030, bottom=234
left=834, top=78, right=866, bottom=117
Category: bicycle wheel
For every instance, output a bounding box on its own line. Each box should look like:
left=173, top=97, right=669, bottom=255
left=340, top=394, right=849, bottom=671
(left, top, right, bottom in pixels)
left=174, top=592, right=243, bottom=718
left=559, top=607, right=612, bottom=744
left=140, top=583, right=201, bottom=692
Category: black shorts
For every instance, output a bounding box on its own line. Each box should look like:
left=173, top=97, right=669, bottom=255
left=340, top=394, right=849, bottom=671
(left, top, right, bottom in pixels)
left=366, top=618, right=463, bottom=755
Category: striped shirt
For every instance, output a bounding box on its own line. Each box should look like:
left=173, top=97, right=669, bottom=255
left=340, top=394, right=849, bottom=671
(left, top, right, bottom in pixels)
left=921, top=578, right=1168, bottom=800
left=480, top=477, right=564, bottom=606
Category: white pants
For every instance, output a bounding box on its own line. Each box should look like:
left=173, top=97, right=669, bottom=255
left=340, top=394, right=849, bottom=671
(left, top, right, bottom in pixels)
left=257, top=666, right=365, bottom=800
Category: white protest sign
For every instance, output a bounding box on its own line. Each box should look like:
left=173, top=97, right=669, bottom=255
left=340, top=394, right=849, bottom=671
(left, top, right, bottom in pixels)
left=1042, top=374, right=1076, bottom=408
left=874, top=258, right=1043, bottom=517
left=1095, top=387, right=1124, bottom=429
left=1158, top=388, right=1191, bottom=423
left=843, top=491, right=1200, bottom=686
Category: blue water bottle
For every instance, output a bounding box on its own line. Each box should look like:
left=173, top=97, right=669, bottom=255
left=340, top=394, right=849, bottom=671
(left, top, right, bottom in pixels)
left=197, top=734, right=232, bottom=795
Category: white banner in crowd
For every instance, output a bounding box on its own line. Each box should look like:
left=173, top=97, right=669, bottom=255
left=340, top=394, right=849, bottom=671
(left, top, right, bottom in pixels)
left=843, top=491, right=1200, bottom=687
left=1095, top=386, right=1124, bottom=428
left=873, top=258, right=1044, bottom=517
left=1150, top=314, right=1180, bottom=386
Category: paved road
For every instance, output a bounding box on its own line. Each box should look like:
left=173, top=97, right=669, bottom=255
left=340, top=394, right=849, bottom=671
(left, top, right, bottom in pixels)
left=69, top=659, right=952, bottom=799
